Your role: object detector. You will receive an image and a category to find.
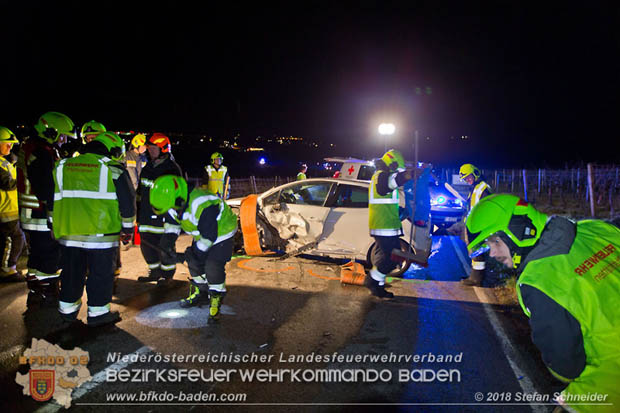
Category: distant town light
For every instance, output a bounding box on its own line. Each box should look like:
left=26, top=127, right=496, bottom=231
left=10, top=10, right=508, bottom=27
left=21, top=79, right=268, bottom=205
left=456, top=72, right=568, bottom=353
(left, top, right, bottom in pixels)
left=259, top=158, right=266, bottom=165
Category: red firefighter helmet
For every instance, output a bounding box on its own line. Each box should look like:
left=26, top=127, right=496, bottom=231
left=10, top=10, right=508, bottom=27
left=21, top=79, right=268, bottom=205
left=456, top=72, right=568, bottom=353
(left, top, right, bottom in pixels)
left=148, top=133, right=171, bottom=153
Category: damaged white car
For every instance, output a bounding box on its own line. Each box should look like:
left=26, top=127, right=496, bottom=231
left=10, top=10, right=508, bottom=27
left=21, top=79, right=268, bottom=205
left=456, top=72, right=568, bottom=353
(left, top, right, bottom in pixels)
left=227, top=178, right=431, bottom=276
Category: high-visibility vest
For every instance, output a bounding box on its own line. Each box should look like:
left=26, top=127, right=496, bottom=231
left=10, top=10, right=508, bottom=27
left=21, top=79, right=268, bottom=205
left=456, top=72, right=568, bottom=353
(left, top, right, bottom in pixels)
left=470, top=180, right=490, bottom=209
left=180, top=186, right=237, bottom=252
left=516, top=220, right=620, bottom=412
left=296, top=172, right=306, bottom=180
left=0, top=156, right=18, bottom=223
left=368, top=170, right=401, bottom=236
left=52, top=153, right=129, bottom=249
left=205, top=165, right=227, bottom=197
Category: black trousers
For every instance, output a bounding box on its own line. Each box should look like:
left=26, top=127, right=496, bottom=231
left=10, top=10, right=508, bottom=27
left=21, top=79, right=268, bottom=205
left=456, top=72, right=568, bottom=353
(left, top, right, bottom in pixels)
left=59, top=246, right=116, bottom=308
left=0, top=220, right=26, bottom=271
left=23, top=229, right=61, bottom=276
left=371, top=235, right=401, bottom=275
left=139, top=232, right=177, bottom=278
left=190, top=238, right=234, bottom=286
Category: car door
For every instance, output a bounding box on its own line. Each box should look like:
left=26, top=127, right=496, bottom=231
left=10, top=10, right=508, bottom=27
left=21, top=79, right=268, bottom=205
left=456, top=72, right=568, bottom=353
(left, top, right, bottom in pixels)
left=316, top=182, right=372, bottom=259
left=260, top=180, right=334, bottom=251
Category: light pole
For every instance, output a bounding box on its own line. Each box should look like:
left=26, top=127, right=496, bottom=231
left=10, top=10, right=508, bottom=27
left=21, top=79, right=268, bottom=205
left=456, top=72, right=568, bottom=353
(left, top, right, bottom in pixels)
left=414, top=129, right=419, bottom=170
left=378, top=123, right=395, bottom=153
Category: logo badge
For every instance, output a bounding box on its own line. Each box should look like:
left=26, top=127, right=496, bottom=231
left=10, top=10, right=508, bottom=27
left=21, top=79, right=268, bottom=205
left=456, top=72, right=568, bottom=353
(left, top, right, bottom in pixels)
left=30, top=370, right=55, bottom=402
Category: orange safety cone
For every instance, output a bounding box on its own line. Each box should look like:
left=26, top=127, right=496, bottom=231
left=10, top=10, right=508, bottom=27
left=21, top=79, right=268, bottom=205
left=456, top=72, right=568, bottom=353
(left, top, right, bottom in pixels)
left=133, top=226, right=141, bottom=246
left=340, top=261, right=366, bottom=285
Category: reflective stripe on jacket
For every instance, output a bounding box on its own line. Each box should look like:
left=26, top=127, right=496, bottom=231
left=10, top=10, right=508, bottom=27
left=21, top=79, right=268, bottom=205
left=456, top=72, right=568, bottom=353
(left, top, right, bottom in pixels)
left=180, top=186, right=237, bottom=249
left=52, top=153, right=122, bottom=248
left=368, top=170, right=402, bottom=236
left=469, top=180, right=490, bottom=209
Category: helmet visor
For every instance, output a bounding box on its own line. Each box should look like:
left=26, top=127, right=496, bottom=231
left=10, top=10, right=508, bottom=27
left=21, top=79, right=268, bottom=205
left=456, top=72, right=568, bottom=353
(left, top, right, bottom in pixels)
left=469, top=243, right=490, bottom=259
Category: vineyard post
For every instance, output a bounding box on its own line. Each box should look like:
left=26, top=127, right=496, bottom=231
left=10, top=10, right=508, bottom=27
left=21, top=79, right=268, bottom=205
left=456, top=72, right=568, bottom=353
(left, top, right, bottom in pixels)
left=609, top=180, right=614, bottom=218
left=577, top=169, right=581, bottom=194
left=587, top=164, right=595, bottom=217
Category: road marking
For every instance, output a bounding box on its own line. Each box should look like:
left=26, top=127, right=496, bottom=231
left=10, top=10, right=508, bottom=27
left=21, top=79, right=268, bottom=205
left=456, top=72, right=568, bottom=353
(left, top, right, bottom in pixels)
left=35, top=345, right=151, bottom=413
left=386, top=277, right=430, bottom=283
left=305, top=269, right=340, bottom=281
left=449, top=235, right=546, bottom=413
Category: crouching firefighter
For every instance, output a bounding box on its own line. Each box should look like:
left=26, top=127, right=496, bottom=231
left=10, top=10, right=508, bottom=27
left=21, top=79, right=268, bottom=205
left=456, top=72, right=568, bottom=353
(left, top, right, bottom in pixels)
left=149, top=175, right=237, bottom=323
left=459, top=163, right=492, bottom=286
left=467, top=194, right=620, bottom=412
left=50, top=132, right=135, bottom=327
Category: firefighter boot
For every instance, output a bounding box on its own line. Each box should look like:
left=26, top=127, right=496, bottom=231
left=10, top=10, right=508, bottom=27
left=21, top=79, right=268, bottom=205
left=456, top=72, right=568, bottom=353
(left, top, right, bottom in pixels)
left=461, top=269, right=483, bottom=287
left=26, top=273, right=39, bottom=307
left=208, top=290, right=226, bottom=324
left=137, top=268, right=161, bottom=283
left=179, top=280, right=210, bottom=308
left=364, top=275, right=394, bottom=299
left=87, top=311, right=121, bottom=328
left=27, top=275, right=60, bottom=307
left=40, top=279, right=60, bottom=307
left=0, top=269, right=24, bottom=283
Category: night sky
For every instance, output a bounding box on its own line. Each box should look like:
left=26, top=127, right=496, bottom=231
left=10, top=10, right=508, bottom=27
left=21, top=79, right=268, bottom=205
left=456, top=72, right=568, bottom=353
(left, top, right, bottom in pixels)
left=2, top=2, right=619, bottom=168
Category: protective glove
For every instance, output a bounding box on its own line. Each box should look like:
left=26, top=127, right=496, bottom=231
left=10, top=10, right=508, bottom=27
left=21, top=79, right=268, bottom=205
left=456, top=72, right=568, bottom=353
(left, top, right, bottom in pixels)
left=395, top=170, right=412, bottom=186
left=7, top=152, right=18, bottom=164
left=120, top=228, right=133, bottom=245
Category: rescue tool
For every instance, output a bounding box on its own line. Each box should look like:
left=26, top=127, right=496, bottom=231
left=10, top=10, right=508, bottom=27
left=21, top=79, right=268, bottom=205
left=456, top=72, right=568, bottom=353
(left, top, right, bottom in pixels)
left=139, top=238, right=186, bottom=264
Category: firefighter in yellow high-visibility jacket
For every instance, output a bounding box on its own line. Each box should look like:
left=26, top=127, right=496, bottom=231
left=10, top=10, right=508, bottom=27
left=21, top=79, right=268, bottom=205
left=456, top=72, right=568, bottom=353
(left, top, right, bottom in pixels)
left=203, top=152, right=229, bottom=199
left=459, top=163, right=492, bottom=286
left=0, top=127, right=25, bottom=282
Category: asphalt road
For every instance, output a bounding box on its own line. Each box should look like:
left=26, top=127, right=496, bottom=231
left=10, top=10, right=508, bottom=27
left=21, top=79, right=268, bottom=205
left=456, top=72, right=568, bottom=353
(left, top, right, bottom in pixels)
left=0, top=235, right=565, bottom=412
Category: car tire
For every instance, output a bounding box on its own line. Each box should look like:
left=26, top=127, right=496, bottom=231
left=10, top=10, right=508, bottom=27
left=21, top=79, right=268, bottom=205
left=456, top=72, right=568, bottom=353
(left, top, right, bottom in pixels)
left=256, top=216, right=274, bottom=249
left=367, top=239, right=413, bottom=278
left=231, top=210, right=276, bottom=252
